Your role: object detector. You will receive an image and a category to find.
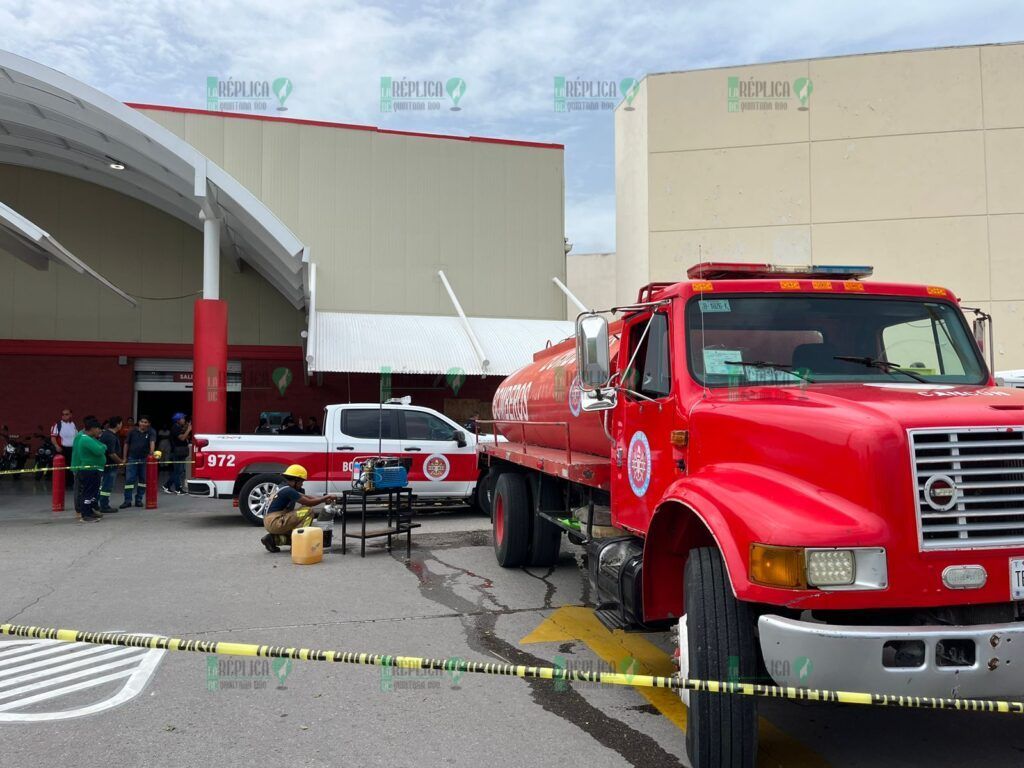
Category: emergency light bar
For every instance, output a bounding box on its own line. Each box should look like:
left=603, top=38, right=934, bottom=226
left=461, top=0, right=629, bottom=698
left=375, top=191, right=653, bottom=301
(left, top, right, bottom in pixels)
left=686, top=262, right=874, bottom=281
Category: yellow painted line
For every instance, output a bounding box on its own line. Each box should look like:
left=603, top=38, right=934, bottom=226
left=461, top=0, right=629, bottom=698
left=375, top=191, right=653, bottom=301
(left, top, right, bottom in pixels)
left=522, top=606, right=687, bottom=731
left=521, top=606, right=828, bottom=768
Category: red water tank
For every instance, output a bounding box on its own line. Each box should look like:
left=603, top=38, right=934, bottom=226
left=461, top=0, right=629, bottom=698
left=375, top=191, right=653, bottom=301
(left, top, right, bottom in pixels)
left=491, top=333, right=620, bottom=458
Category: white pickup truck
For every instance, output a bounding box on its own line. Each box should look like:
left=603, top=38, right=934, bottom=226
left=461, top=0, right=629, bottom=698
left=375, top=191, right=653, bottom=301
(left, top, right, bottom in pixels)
left=188, top=402, right=494, bottom=524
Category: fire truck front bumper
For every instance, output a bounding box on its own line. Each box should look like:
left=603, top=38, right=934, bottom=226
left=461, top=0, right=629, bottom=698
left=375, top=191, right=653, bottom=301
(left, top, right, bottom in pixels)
left=758, top=614, right=1024, bottom=699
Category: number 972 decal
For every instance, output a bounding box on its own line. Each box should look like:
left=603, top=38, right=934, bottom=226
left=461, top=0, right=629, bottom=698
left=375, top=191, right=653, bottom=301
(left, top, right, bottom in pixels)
left=206, top=454, right=236, bottom=468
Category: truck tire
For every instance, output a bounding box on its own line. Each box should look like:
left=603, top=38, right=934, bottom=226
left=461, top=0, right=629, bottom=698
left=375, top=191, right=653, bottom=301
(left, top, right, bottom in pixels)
left=528, top=476, right=562, bottom=567
left=492, top=473, right=530, bottom=567
left=239, top=473, right=281, bottom=526
left=472, top=467, right=498, bottom=517
left=684, top=547, right=757, bottom=768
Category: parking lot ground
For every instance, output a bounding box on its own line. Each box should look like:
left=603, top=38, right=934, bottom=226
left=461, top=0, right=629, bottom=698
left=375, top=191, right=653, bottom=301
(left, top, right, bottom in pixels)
left=1, top=483, right=1022, bottom=767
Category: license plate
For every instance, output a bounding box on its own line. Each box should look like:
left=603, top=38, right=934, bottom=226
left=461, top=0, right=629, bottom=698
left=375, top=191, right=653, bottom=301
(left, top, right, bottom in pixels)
left=1012, top=558, right=1024, bottom=600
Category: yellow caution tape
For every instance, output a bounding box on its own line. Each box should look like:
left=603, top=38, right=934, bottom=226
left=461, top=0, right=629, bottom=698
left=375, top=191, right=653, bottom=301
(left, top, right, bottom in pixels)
left=2, top=624, right=1021, bottom=714
left=0, top=459, right=196, bottom=477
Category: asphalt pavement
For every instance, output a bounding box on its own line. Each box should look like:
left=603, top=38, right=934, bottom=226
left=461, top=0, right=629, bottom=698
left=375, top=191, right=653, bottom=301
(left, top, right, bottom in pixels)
left=0, top=481, right=1021, bottom=767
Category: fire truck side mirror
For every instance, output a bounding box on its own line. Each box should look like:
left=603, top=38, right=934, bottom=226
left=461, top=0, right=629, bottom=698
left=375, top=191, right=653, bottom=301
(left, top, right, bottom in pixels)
left=576, top=313, right=611, bottom=389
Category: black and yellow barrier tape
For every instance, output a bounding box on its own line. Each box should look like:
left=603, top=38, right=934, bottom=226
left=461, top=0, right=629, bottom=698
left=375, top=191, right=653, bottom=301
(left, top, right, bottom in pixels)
left=0, top=459, right=196, bottom=477
left=2, top=623, right=1021, bottom=714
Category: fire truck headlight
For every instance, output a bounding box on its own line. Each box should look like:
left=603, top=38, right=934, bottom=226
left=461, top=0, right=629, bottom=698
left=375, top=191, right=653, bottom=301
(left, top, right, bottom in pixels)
left=806, top=549, right=856, bottom=586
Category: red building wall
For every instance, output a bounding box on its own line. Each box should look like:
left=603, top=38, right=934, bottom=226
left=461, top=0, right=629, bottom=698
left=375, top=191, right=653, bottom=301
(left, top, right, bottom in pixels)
left=0, top=353, right=135, bottom=438
left=0, top=341, right=504, bottom=446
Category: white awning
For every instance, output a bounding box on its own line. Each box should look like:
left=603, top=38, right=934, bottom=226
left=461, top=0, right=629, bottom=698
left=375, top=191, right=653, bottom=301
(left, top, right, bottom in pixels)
left=0, top=201, right=136, bottom=305
left=311, top=311, right=574, bottom=376
left=0, top=50, right=308, bottom=308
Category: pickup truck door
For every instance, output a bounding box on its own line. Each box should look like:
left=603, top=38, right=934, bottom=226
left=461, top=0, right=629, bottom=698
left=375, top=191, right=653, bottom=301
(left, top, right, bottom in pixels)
left=326, top=408, right=403, bottom=494
left=397, top=409, right=475, bottom=499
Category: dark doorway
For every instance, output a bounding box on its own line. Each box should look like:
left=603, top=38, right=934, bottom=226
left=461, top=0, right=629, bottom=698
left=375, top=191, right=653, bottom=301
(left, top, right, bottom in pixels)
left=135, top=391, right=241, bottom=435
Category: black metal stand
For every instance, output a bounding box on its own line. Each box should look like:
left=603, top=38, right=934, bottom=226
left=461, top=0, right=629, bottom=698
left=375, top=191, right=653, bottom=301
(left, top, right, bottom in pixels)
left=339, top=487, right=418, bottom=558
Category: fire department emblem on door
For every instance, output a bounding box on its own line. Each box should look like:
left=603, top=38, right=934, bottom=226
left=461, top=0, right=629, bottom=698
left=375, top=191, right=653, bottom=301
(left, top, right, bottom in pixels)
left=627, top=431, right=651, bottom=497
left=424, top=454, right=450, bottom=481
left=568, top=375, right=582, bottom=417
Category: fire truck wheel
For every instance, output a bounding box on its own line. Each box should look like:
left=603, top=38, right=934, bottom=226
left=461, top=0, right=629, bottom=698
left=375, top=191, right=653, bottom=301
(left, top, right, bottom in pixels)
left=492, top=473, right=530, bottom=567
left=684, top=547, right=757, bottom=768
left=239, top=473, right=281, bottom=526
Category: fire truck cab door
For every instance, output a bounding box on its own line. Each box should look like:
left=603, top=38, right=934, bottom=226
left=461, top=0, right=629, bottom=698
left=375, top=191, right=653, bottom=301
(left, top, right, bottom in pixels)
left=612, top=309, right=676, bottom=532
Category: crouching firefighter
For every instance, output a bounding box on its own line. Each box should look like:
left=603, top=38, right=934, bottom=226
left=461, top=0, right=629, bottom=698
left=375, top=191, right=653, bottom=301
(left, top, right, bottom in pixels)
left=261, top=464, right=336, bottom=553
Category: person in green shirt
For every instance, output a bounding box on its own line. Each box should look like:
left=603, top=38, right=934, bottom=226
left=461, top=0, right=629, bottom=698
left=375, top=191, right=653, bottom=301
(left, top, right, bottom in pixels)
left=71, top=416, right=106, bottom=522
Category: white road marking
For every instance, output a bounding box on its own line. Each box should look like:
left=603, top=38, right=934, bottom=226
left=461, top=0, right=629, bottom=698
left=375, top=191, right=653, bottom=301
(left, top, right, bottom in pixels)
left=0, top=653, right=148, bottom=701
left=0, top=647, right=146, bottom=692
left=0, top=636, right=165, bottom=721
left=0, top=668, right=136, bottom=711
left=0, top=644, right=114, bottom=677
left=0, top=641, right=61, bottom=660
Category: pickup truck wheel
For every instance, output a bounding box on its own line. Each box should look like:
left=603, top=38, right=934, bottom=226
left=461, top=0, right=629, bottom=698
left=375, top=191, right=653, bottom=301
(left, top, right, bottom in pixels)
left=684, top=547, right=757, bottom=768
left=239, top=473, right=281, bottom=526
left=492, top=473, right=529, bottom=567
left=474, top=467, right=498, bottom=518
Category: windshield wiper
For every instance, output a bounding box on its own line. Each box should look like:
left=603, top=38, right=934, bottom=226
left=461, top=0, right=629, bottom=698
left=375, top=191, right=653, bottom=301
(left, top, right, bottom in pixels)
left=833, top=355, right=929, bottom=383
left=723, top=360, right=813, bottom=382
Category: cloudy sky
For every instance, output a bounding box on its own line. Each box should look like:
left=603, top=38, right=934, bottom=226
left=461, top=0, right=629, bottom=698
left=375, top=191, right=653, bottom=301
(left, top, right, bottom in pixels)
left=2, top=0, right=1022, bottom=253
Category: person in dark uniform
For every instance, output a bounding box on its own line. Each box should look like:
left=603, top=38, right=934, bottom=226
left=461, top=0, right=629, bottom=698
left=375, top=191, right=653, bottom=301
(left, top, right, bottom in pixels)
left=261, top=464, right=335, bottom=553
left=98, top=417, right=124, bottom=513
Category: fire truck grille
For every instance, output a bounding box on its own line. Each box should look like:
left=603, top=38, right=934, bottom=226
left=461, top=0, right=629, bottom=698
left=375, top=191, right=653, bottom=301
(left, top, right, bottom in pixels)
left=911, top=427, right=1024, bottom=550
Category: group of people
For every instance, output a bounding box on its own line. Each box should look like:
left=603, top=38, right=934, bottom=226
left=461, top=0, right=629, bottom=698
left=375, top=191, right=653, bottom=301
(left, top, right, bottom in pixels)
left=51, top=409, right=193, bottom=523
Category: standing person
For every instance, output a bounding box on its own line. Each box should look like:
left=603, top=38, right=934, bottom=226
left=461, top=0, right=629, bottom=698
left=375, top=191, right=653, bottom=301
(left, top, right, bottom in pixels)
left=120, top=416, right=156, bottom=509
left=163, top=413, right=191, bottom=495
left=305, top=415, right=319, bottom=435
left=71, top=416, right=105, bottom=523
left=51, top=408, right=78, bottom=489
left=98, top=417, right=124, bottom=513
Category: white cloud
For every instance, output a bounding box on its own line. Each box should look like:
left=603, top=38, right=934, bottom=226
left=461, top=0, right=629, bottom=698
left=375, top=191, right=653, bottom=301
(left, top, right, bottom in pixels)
left=1, top=0, right=1023, bottom=252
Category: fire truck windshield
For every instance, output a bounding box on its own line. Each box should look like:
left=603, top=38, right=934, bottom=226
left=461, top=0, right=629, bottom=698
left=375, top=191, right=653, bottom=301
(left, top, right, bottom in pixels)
left=686, top=295, right=987, bottom=387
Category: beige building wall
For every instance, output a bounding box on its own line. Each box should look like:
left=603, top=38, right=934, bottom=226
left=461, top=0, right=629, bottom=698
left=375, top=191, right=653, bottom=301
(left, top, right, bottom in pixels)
left=566, top=252, right=617, bottom=317
left=139, top=109, right=567, bottom=320
left=0, top=165, right=302, bottom=346
left=617, top=43, right=1024, bottom=369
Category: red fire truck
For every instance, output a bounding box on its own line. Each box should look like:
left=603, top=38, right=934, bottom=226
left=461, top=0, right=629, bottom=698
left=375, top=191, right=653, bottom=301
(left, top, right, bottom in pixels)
left=479, top=263, right=1024, bottom=768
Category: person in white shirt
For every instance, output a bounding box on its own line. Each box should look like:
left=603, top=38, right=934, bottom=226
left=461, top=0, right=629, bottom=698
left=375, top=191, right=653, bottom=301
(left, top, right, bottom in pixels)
left=51, top=408, right=78, bottom=489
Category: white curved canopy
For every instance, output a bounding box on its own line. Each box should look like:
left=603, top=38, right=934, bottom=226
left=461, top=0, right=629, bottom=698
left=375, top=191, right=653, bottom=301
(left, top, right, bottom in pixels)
left=0, top=50, right=308, bottom=308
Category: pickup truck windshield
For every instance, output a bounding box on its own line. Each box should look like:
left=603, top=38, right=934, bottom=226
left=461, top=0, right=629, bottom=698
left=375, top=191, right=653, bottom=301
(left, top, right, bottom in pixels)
left=686, top=295, right=986, bottom=387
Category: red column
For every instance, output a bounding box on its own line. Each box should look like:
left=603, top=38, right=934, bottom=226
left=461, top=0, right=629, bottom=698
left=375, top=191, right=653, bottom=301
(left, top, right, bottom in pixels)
left=146, top=455, right=158, bottom=509
left=193, top=299, right=228, bottom=435
left=52, top=454, right=65, bottom=512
